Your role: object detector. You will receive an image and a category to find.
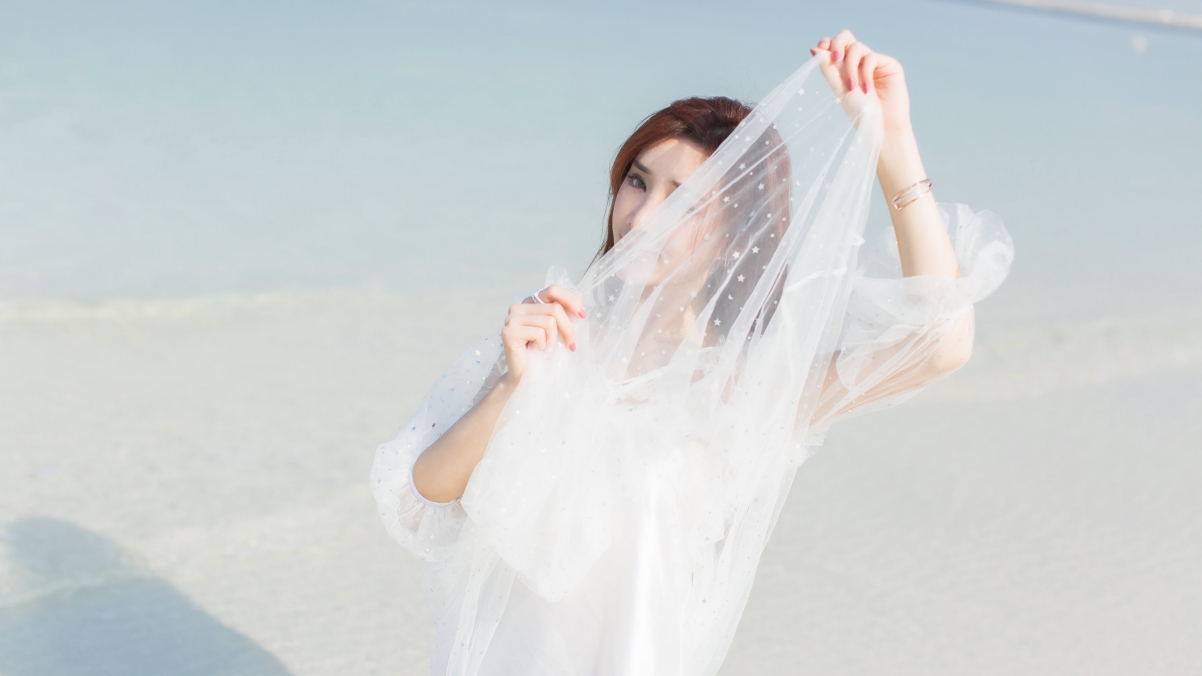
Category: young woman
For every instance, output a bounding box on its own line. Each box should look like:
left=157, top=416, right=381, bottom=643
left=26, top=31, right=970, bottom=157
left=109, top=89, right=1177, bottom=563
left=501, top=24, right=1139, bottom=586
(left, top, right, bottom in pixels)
left=372, top=31, right=1013, bottom=676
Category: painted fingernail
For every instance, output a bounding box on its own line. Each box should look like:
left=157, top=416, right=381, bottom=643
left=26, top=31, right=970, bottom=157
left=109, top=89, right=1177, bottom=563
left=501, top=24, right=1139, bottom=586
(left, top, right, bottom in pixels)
left=578, top=309, right=586, bottom=318
left=570, top=342, right=577, bottom=351
left=831, top=50, right=841, bottom=63
left=810, top=48, right=817, bottom=56
left=862, top=80, right=869, bottom=94
left=846, top=77, right=854, bottom=91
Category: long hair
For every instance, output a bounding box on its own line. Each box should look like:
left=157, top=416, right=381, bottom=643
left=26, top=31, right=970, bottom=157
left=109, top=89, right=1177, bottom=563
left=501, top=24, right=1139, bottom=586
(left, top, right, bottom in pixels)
left=598, top=96, right=755, bottom=260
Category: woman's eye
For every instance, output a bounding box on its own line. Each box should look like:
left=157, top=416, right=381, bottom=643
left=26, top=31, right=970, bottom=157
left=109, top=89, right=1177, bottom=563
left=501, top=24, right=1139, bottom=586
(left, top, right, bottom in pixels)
left=627, top=174, right=646, bottom=190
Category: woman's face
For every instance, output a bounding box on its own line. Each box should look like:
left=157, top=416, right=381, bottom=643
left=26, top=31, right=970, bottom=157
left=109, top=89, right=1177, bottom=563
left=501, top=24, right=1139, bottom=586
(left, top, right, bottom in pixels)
left=611, top=137, right=708, bottom=244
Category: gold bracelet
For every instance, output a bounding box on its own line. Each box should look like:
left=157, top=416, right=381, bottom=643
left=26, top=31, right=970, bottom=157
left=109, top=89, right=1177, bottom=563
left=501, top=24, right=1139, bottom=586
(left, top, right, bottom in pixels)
left=891, top=179, right=933, bottom=211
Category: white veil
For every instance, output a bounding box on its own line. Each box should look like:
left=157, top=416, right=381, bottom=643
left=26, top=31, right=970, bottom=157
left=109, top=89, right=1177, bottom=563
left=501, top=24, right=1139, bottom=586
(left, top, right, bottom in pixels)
left=372, top=57, right=1014, bottom=676
left=464, top=58, right=880, bottom=658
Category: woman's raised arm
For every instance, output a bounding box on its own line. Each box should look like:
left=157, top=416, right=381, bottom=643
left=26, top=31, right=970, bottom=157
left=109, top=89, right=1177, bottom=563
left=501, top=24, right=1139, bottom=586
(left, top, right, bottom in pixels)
left=808, top=31, right=974, bottom=425
left=816, top=30, right=960, bottom=280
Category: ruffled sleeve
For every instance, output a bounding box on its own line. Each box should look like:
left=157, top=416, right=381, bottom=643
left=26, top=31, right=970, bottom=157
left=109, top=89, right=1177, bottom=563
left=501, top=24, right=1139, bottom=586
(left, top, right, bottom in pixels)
left=370, top=332, right=506, bottom=561
left=810, top=203, right=1014, bottom=428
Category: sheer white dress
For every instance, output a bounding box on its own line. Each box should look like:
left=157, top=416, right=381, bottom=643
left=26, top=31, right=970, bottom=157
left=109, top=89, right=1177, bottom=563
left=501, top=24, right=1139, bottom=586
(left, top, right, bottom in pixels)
left=371, top=59, right=1013, bottom=676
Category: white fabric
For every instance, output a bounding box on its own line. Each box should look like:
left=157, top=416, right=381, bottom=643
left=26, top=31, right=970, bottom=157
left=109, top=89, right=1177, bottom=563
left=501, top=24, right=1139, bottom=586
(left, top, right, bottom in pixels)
left=371, top=58, right=1013, bottom=676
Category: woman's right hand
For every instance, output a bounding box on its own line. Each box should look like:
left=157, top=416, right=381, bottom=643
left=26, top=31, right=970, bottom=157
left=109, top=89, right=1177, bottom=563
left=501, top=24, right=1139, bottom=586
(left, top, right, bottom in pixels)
left=501, top=285, right=586, bottom=384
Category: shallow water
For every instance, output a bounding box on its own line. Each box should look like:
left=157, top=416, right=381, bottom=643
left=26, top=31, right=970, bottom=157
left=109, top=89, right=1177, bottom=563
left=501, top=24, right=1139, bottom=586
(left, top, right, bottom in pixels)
left=1, top=1, right=1200, bottom=674
left=2, top=0, right=1200, bottom=317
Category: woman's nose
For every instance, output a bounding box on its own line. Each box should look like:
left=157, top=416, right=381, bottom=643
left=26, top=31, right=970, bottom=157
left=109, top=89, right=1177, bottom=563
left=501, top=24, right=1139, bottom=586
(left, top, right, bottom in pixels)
left=627, top=196, right=660, bottom=232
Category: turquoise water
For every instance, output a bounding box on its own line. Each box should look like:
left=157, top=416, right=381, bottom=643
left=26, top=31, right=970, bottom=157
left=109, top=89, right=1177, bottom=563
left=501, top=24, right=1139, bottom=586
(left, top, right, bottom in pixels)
left=2, top=1, right=1199, bottom=322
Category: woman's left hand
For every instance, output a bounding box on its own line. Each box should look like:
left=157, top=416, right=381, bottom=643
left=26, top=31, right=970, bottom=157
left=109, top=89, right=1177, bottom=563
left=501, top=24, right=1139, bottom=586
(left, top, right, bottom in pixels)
left=812, top=30, right=912, bottom=134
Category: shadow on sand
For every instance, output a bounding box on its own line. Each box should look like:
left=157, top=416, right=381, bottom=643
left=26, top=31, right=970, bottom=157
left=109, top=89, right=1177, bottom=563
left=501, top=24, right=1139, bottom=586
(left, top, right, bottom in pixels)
left=0, top=517, right=293, bottom=676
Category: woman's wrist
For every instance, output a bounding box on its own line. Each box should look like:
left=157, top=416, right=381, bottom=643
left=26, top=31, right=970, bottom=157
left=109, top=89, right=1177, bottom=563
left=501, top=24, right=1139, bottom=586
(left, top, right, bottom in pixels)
left=876, top=125, right=928, bottom=196
left=490, top=373, right=519, bottom=404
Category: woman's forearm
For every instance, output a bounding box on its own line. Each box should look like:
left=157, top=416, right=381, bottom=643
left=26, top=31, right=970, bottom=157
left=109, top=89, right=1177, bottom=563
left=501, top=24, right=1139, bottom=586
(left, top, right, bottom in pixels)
left=411, top=376, right=516, bottom=503
left=411, top=286, right=584, bottom=504
left=877, top=127, right=959, bottom=279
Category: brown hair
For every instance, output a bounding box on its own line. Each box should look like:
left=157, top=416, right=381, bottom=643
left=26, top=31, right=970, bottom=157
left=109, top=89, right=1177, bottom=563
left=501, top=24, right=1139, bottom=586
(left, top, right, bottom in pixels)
left=598, top=96, right=754, bottom=259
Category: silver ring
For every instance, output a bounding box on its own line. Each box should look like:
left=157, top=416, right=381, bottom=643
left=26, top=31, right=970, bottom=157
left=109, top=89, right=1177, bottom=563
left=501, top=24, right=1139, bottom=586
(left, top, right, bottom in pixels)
left=528, top=287, right=548, bottom=304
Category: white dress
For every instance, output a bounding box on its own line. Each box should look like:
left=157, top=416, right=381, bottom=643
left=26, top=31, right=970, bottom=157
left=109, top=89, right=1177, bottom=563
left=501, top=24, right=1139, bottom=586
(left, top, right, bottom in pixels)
left=371, top=60, right=1013, bottom=676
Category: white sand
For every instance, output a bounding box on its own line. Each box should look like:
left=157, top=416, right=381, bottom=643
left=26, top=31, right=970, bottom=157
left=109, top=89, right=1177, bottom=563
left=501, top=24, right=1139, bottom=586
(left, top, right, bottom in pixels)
left=1, top=294, right=1199, bottom=674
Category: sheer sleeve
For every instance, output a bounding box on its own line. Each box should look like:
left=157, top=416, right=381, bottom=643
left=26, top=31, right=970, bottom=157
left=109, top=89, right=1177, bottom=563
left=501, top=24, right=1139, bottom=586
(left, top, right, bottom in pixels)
left=810, top=203, right=1014, bottom=429
left=370, top=332, right=506, bottom=561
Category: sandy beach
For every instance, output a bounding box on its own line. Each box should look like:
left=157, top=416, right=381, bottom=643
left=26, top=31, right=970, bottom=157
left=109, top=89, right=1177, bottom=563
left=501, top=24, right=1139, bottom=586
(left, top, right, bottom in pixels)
left=1, top=294, right=1199, bottom=674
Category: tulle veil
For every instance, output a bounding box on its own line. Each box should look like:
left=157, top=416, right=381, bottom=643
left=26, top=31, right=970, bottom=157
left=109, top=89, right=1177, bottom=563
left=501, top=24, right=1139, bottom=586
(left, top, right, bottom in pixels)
left=467, top=59, right=879, bottom=661
left=371, top=56, right=1014, bottom=676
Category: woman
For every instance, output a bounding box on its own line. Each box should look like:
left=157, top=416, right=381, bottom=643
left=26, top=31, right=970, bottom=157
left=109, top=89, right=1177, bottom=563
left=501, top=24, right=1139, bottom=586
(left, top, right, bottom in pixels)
left=372, top=31, right=1013, bottom=676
